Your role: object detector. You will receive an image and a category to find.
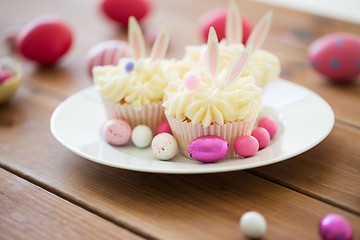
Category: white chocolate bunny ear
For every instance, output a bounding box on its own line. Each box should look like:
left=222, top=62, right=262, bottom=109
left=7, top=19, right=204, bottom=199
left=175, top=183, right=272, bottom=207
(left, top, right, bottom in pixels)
left=226, top=0, right=242, bottom=44
left=246, top=10, right=273, bottom=51
left=207, top=27, right=219, bottom=77
left=150, top=25, right=170, bottom=60
left=128, top=16, right=146, bottom=60
left=225, top=43, right=253, bottom=87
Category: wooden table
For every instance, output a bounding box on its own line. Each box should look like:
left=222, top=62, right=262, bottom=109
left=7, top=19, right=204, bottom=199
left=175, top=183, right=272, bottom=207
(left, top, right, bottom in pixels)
left=1, top=0, right=359, bottom=239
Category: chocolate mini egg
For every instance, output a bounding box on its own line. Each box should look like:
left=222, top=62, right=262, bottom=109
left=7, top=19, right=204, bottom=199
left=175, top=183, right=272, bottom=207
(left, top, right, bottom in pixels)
left=151, top=133, right=178, bottom=160
left=198, top=8, right=252, bottom=43
left=100, top=0, right=151, bottom=26
left=308, top=33, right=360, bottom=82
left=86, top=40, right=130, bottom=78
left=16, top=15, right=73, bottom=65
left=131, top=125, right=153, bottom=148
left=319, top=213, right=353, bottom=240
left=188, top=136, right=228, bottom=163
left=240, top=211, right=267, bottom=239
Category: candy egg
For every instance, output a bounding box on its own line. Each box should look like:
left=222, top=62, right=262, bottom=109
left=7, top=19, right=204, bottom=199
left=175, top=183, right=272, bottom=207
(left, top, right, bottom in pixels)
left=16, top=15, right=73, bottom=65
left=131, top=125, right=153, bottom=148
left=102, top=119, right=132, bottom=145
left=257, top=117, right=277, bottom=139
left=151, top=133, right=178, bottom=160
left=240, top=211, right=267, bottom=239
left=86, top=40, right=130, bottom=77
left=100, top=0, right=151, bottom=26
left=188, top=136, right=228, bottom=163
left=234, top=135, right=259, bottom=157
left=0, top=57, right=22, bottom=104
left=251, top=127, right=270, bottom=149
left=308, top=33, right=360, bottom=82
left=198, top=8, right=253, bottom=43
left=319, top=213, right=353, bottom=240
left=156, top=120, right=172, bottom=135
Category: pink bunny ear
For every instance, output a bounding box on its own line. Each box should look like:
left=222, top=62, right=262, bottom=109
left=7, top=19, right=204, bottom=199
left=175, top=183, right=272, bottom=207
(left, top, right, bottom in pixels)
left=207, top=27, right=219, bottom=77
left=226, top=0, right=242, bottom=44
left=246, top=10, right=273, bottom=51
left=150, top=25, right=170, bottom=60
left=225, top=44, right=253, bottom=87
left=128, top=16, right=146, bottom=60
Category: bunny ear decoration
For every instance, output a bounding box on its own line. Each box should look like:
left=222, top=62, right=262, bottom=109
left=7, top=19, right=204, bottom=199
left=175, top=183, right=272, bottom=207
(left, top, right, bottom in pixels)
left=226, top=0, right=242, bottom=44
left=129, top=16, right=146, bottom=60
left=246, top=10, right=273, bottom=51
left=225, top=43, right=253, bottom=88
left=150, top=25, right=170, bottom=61
left=207, top=27, right=220, bottom=77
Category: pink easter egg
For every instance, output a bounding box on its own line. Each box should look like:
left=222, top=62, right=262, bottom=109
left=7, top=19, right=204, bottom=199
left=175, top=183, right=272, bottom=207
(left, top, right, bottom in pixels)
left=234, top=135, right=259, bottom=157
left=188, top=136, right=229, bottom=163
left=183, top=71, right=201, bottom=92
left=198, top=8, right=253, bottom=44
left=156, top=120, right=172, bottom=135
left=16, top=15, right=73, bottom=65
left=308, top=33, right=360, bottom=82
left=86, top=40, right=131, bottom=78
left=100, top=0, right=151, bottom=26
left=103, top=119, right=132, bottom=146
left=257, top=117, right=277, bottom=139
left=251, top=127, right=270, bottom=149
left=319, top=213, right=353, bottom=240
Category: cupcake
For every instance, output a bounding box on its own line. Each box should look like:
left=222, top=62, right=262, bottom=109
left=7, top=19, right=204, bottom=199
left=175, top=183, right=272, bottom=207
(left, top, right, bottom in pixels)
left=0, top=57, right=22, bottom=104
left=183, top=2, right=280, bottom=88
left=93, top=17, right=173, bottom=131
left=163, top=28, right=262, bottom=159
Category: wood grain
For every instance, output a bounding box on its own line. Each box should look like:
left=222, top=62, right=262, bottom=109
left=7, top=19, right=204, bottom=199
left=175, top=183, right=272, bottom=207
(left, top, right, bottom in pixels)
left=0, top=168, right=144, bottom=240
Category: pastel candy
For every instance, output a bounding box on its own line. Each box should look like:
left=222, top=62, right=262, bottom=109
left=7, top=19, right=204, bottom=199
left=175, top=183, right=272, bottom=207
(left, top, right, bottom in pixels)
left=251, top=127, right=270, bottom=149
left=319, top=213, right=353, bottom=240
left=308, top=33, right=360, bottom=82
left=100, top=0, right=151, bottom=26
left=151, top=133, right=178, bottom=160
left=234, top=135, right=259, bottom=157
left=240, top=211, right=267, bottom=239
left=103, top=119, right=132, bottom=146
left=183, top=71, right=201, bottom=92
left=86, top=40, right=130, bottom=77
left=156, top=120, right=172, bottom=135
left=258, top=116, right=277, bottom=139
left=188, top=136, right=229, bottom=163
left=198, top=8, right=253, bottom=43
left=131, top=125, right=153, bottom=148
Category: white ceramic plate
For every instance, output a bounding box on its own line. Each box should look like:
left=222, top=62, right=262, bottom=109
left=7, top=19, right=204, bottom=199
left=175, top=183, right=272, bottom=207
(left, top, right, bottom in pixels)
left=50, top=80, right=334, bottom=174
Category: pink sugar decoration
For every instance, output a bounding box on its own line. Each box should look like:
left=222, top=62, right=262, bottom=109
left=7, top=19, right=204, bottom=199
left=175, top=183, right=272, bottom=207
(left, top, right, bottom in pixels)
left=184, top=72, right=201, bottom=92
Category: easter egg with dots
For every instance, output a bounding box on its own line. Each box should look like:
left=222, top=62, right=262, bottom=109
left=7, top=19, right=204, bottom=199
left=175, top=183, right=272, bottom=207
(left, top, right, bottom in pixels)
left=198, top=8, right=253, bottom=44
left=86, top=40, right=131, bottom=78
left=16, top=15, right=73, bottom=65
left=151, top=133, right=178, bottom=160
left=308, top=33, right=360, bottom=82
left=102, top=119, right=132, bottom=146
left=100, top=0, right=151, bottom=26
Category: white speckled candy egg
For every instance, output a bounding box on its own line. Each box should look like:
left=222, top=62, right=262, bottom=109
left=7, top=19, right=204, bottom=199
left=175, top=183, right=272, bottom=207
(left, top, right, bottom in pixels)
left=240, top=211, right=267, bottom=239
left=308, top=33, right=360, bottom=82
left=151, top=133, right=178, bottom=160
left=131, top=125, right=153, bottom=148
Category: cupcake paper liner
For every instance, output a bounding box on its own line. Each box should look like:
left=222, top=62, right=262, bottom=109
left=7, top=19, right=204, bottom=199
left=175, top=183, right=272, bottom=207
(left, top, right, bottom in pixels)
left=103, top=100, right=165, bottom=132
left=166, top=115, right=256, bottom=159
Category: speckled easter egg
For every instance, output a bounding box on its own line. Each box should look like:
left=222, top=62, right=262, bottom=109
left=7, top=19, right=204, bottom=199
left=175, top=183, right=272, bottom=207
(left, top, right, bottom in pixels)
left=100, top=0, right=151, bottom=26
left=16, top=15, right=73, bottom=65
left=188, top=136, right=229, bottom=163
left=86, top=40, right=130, bottom=78
left=308, top=33, right=360, bottom=82
left=198, top=8, right=252, bottom=43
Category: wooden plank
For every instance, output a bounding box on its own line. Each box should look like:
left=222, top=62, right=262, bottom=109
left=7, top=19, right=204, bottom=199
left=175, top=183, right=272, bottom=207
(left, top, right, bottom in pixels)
left=0, top=168, right=144, bottom=240
left=1, top=85, right=359, bottom=239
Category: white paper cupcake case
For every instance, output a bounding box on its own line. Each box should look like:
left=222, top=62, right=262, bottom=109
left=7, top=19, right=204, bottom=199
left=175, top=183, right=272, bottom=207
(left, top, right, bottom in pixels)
left=166, top=115, right=256, bottom=159
left=103, top=100, right=165, bottom=132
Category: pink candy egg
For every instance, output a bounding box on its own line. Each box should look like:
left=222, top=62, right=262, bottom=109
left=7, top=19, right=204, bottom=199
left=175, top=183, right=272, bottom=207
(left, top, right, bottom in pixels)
left=100, top=0, right=151, bottom=26
left=103, top=119, right=132, bottom=146
left=156, top=120, right=172, bottom=135
left=234, top=135, right=259, bottom=157
left=86, top=40, right=130, bottom=78
left=251, top=127, right=270, bottom=149
left=188, top=136, right=229, bottom=163
left=198, top=8, right=253, bottom=43
left=16, top=15, right=73, bottom=65
left=257, top=117, right=277, bottom=139
left=184, top=71, right=201, bottom=92
left=308, top=33, right=360, bottom=82
left=319, top=213, right=353, bottom=240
